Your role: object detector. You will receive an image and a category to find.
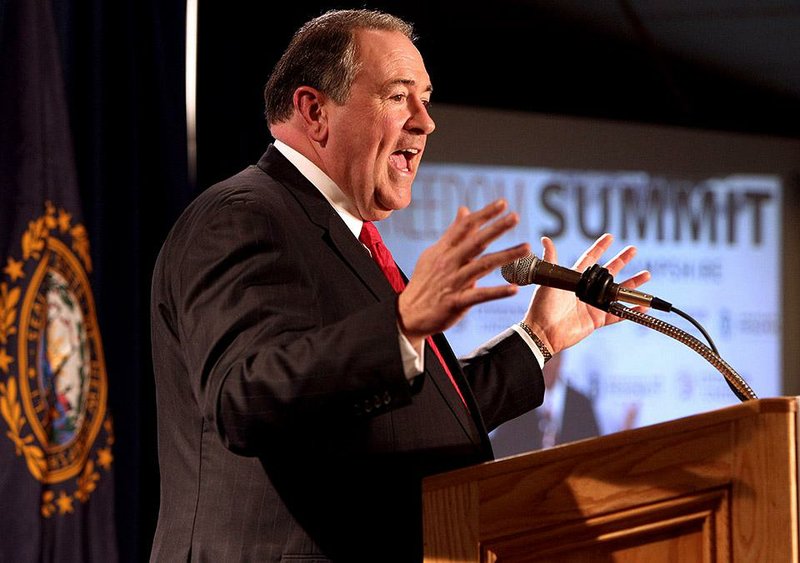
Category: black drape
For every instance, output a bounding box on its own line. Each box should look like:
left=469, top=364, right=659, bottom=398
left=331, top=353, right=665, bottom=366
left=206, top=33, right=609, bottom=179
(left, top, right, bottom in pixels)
left=15, top=1, right=797, bottom=560
left=0, top=1, right=118, bottom=558
left=50, top=1, right=191, bottom=560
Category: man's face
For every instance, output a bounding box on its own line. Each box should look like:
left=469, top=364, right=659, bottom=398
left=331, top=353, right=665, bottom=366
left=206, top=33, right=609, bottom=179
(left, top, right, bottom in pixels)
left=323, top=29, right=435, bottom=221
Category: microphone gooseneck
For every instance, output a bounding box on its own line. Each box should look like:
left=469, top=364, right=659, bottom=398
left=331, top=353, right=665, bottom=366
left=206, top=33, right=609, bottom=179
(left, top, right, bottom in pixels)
left=500, top=253, right=756, bottom=403
left=608, top=303, right=756, bottom=402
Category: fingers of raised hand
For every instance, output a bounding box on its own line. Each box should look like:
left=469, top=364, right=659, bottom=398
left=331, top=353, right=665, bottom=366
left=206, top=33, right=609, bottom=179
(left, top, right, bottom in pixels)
left=572, top=233, right=614, bottom=271
left=455, top=243, right=530, bottom=287
left=602, top=244, right=637, bottom=276
left=617, top=269, right=651, bottom=290
left=441, top=201, right=523, bottom=267
left=445, top=200, right=509, bottom=246
left=541, top=236, right=557, bottom=264
left=454, top=283, right=521, bottom=312
left=464, top=211, right=520, bottom=258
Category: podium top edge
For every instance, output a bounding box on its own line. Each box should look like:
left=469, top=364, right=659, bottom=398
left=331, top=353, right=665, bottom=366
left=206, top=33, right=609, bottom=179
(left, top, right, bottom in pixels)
left=424, top=397, right=798, bottom=491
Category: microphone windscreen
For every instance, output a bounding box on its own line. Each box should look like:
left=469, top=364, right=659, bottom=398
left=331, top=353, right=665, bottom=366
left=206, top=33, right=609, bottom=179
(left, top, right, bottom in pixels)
left=500, top=254, right=538, bottom=285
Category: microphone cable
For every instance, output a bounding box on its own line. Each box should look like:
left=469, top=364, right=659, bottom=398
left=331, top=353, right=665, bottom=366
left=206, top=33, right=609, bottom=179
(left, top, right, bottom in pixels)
left=502, top=255, right=756, bottom=402
left=606, top=302, right=756, bottom=402
left=671, top=306, right=719, bottom=356
left=576, top=264, right=756, bottom=402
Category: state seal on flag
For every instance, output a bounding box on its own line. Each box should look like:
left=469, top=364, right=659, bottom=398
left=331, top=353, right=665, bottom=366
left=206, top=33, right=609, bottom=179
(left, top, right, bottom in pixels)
left=0, top=202, right=113, bottom=516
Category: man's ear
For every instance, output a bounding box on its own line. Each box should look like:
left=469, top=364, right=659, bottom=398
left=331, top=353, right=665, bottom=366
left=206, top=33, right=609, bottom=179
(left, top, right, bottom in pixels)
left=293, top=86, right=328, bottom=143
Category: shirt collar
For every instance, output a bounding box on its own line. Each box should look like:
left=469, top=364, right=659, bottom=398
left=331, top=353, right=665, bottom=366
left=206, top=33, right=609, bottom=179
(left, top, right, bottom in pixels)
left=273, top=140, right=362, bottom=238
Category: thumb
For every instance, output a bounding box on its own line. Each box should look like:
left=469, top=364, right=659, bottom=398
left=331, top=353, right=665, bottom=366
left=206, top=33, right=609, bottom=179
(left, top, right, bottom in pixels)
left=541, top=236, right=557, bottom=264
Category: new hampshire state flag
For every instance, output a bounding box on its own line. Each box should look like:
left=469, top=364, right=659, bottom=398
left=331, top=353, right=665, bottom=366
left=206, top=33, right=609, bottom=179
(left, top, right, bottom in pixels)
left=0, top=0, right=117, bottom=560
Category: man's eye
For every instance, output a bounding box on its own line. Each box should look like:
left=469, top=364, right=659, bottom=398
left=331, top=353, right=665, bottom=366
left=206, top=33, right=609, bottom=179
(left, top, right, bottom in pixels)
left=390, top=94, right=407, bottom=102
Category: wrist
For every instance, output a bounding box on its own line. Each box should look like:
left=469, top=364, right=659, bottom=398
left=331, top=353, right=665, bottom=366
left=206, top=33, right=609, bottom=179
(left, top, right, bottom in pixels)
left=396, top=293, right=425, bottom=350
left=518, top=321, right=553, bottom=363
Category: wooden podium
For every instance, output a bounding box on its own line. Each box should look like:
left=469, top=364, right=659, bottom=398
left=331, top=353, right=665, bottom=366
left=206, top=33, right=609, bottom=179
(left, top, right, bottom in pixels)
left=423, top=397, right=799, bottom=562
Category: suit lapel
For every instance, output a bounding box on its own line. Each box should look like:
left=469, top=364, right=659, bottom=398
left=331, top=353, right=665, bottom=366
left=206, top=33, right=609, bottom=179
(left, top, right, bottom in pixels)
left=426, top=332, right=488, bottom=445
left=257, top=146, right=395, bottom=301
left=328, top=219, right=398, bottom=301
left=257, top=146, right=485, bottom=446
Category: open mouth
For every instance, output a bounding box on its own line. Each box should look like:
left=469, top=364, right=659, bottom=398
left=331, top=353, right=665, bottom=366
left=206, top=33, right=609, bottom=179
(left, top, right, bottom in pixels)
left=389, top=148, right=420, bottom=173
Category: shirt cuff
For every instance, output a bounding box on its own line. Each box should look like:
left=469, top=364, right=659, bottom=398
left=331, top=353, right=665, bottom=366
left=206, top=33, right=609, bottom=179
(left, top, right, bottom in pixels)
left=398, top=325, right=425, bottom=381
left=510, top=324, right=546, bottom=369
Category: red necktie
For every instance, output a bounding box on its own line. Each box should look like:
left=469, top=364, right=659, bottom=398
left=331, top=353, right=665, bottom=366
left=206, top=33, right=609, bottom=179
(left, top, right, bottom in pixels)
left=359, top=221, right=467, bottom=409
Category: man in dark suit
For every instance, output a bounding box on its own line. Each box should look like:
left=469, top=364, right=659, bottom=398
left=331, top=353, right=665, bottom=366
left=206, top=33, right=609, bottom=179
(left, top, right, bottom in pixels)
left=149, top=9, right=649, bottom=562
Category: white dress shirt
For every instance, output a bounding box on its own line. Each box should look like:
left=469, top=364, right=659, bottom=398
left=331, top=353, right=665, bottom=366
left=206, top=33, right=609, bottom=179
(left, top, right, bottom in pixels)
left=273, top=140, right=544, bottom=381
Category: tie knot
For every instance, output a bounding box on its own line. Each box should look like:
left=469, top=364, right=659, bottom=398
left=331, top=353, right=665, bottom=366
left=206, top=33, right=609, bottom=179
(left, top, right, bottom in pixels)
left=359, top=221, right=405, bottom=293
left=359, top=221, right=382, bottom=248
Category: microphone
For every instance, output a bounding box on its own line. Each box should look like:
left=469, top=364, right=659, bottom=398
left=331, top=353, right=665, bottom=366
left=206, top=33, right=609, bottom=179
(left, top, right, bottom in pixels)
left=501, top=254, right=672, bottom=312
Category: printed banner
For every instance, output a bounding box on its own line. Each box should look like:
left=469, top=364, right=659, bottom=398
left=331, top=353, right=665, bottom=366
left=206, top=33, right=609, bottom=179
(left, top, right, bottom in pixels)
left=382, top=163, right=781, bottom=451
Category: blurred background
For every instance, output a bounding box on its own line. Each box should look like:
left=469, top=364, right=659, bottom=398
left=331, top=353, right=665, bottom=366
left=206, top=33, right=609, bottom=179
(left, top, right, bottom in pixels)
left=2, top=1, right=799, bottom=560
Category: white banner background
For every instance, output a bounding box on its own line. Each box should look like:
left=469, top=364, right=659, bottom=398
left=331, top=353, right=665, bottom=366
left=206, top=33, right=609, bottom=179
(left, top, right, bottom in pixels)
left=381, top=163, right=781, bottom=440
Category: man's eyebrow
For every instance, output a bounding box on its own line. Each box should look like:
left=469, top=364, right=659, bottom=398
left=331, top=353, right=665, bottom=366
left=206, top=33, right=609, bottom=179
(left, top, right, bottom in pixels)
left=387, top=78, right=434, bottom=94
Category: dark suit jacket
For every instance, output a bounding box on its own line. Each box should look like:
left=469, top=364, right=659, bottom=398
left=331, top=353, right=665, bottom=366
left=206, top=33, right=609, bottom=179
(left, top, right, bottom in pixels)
left=149, top=145, right=544, bottom=562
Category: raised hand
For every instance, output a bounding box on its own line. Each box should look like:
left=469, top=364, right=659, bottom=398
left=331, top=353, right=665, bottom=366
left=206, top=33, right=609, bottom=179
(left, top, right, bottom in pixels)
left=522, top=234, right=651, bottom=356
left=398, top=199, right=530, bottom=349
